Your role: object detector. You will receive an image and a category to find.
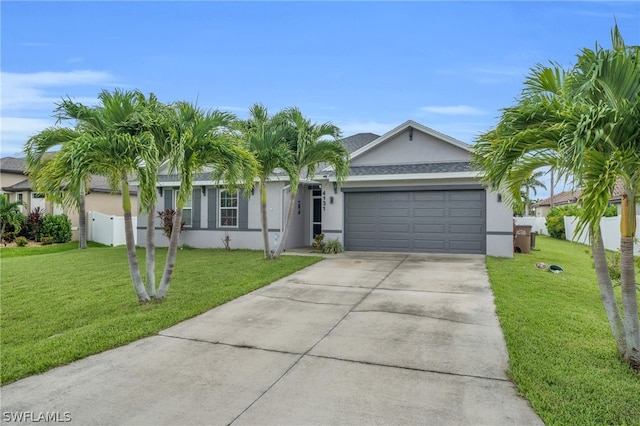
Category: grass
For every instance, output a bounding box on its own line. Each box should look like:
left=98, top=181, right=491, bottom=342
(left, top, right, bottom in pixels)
left=0, top=241, right=108, bottom=258
left=486, top=235, right=640, bottom=425
left=0, top=246, right=321, bottom=385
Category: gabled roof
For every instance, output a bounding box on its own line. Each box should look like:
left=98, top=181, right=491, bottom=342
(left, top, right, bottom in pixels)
left=533, top=190, right=582, bottom=207
left=349, top=120, right=471, bottom=161
left=0, top=157, right=27, bottom=174
left=2, top=174, right=129, bottom=194
left=341, top=133, right=380, bottom=154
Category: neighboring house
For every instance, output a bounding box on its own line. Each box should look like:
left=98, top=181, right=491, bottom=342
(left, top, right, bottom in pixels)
left=534, top=182, right=638, bottom=218
left=0, top=156, right=138, bottom=240
left=532, top=190, right=582, bottom=218
left=136, top=120, right=514, bottom=257
left=609, top=180, right=640, bottom=216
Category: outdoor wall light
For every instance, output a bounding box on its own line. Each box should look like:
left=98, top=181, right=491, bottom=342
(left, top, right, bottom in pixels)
left=202, top=186, right=206, bottom=196
left=251, top=185, right=255, bottom=196
left=332, top=182, right=338, bottom=194
left=158, top=187, right=163, bottom=197
left=497, top=193, right=502, bottom=202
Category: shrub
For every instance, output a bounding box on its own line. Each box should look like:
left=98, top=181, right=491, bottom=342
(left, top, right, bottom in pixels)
left=157, top=209, right=186, bottom=239
left=322, top=238, right=343, bottom=254
left=40, top=236, right=54, bottom=245
left=26, top=207, right=45, bottom=241
left=546, top=205, right=582, bottom=239
left=40, top=214, right=72, bottom=243
left=14, top=236, right=28, bottom=247
left=2, top=211, right=27, bottom=243
left=312, top=233, right=325, bottom=251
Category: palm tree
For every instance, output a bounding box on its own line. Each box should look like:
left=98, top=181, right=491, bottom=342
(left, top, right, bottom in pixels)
left=473, top=25, right=639, bottom=367
left=28, top=89, right=160, bottom=303
left=24, top=126, right=90, bottom=249
left=155, top=102, right=256, bottom=298
left=271, top=108, right=350, bottom=258
left=0, top=194, right=24, bottom=243
left=236, top=104, right=293, bottom=259
left=522, top=170, right=547, bottom=216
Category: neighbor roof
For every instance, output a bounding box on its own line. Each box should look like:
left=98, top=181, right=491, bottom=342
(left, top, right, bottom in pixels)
left=533, top=190, right=582, bottom=207
left=0, top=157, right=27, bottom=174
left=2, top=174, right=130, bottom=194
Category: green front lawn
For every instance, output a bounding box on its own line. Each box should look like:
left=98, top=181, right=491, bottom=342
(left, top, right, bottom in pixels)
left=487, top=235, right=640, bottom=425
left=0, top=246, right=321, bottom=385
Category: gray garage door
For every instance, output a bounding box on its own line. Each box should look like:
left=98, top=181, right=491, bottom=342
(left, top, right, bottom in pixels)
left=344, top=190, right=486, bottom=254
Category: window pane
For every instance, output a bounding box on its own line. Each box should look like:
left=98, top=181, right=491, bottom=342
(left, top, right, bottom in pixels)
left=182, top=209, right=192, bottom=227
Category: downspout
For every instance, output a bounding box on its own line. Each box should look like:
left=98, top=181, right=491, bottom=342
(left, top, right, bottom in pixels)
left=281, top=184, right=290, bottom=252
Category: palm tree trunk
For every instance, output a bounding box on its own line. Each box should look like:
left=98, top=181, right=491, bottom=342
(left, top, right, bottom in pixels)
left=260, top=180, right=272, bottom=259
left=145, top=210, right=157, bottom=298
left=620, top=236, right=640, bottom=367
left=121, top=179, right=150, bottom=303
left=592, top=229, right=626, bottom=357
left=273, top=190, right=297, bottom=259
left=78, top=183, right=87, bottom=249
left=619, top=192, right=639, bottom=367
left=157, top=207, right=183, bottom=299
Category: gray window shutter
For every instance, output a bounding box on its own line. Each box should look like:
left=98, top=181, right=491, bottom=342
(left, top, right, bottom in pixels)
left=164, top=189, right=172, bottom=211
left=208, top=188, right=217, bottom=229
left=238, top=192, right=248, bottom=230
left=192, top=188, right=201, bottom=229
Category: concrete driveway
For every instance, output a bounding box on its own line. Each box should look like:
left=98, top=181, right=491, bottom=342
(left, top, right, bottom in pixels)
left=1, top=252, right=542, bottom=425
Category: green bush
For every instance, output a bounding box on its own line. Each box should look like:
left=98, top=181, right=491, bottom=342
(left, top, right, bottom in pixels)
left=546, top=204, right=619, bottom=240
left=546, top=205, right=582, bottom=239
left=40, top=236, right=54, bottom=245
left=322, top=238, right=343, bottom=254
left=14, top=236, right=28, bottom=247
left=40, top=214, right=72, bottom=243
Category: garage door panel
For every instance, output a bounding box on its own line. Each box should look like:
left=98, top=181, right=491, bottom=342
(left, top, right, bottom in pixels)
left=380, top=208, right=410, bottom=217
left=413, top=192, right=446, bottom=201
left=413, top=208, right=446, bottom=217
left=413, top=224, right=446, bottom=233
left=379, top=239, right=410, bottom=249
left=345, top=190, right=485, bottom=254
left=380, top=193, right=411, bottom=202
left=347, top=208, right=378, bottom=218
left=379, top=224, right=411, bottom=233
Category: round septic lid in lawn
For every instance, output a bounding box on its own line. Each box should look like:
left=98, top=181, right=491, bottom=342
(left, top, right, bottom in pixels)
left=549, top=265, right=564, bottom=273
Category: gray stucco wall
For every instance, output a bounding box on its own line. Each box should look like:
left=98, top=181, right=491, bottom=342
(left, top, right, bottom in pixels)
left=350, top=128, right=469, bottom=167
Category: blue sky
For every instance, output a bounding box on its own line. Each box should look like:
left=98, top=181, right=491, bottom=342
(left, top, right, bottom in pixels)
left=1, top=1, right=639, bottom=196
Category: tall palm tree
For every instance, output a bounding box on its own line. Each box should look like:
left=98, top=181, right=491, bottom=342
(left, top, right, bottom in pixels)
left=522, top=170, right=547, bottom=216
left=271, top=108, right=350, bottom=258
left=155, top=102, right=256, bottom=298
left=28, top=90, right=160, bottom=303
left=473, top=25, right=638, bottom=367
left=236, top=104, right=293, bottom=259
left=0, top=194, right=24, bottom=243
left=24, top=126, right=90, bottom=249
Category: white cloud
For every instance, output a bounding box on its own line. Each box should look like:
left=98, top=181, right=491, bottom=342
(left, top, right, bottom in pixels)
left=0, top=69, right=117, bottom=156
left=0, top=117, right=57, bottom=156
left=419, top=105, right=486, bottom=116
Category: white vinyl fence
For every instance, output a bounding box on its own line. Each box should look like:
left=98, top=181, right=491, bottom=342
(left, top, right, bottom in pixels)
left=564, top=215, right=640, bottom=255
left=87, top=211, right=137, bottom=247
left=514, top=217, right=548, bottom=235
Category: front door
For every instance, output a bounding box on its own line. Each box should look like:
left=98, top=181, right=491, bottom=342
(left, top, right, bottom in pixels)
left=311, top=186, right=322, bottom=240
